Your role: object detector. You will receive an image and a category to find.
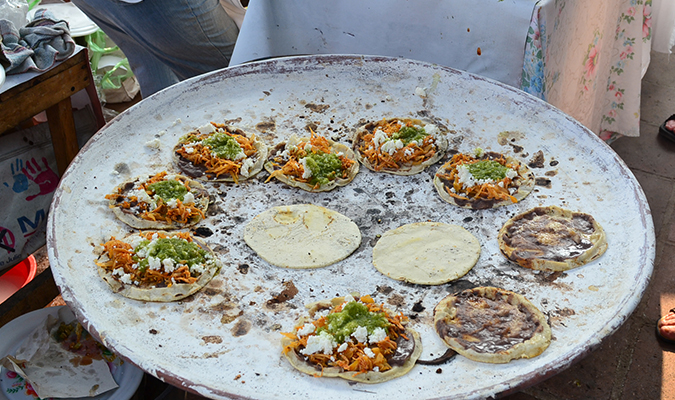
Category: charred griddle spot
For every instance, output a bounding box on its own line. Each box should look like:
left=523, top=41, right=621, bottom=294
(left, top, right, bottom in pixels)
left=509, top=143, right=524, bottom=153
left=353, top=187, right=365, bottom=194
left=545, top=170, right=558, bottom=177
left=304, top=122, right=319, bottom=133
left=528, top=150, right=545, bottom=168
left=385, top=191, right=395, bottom=199
left=262, top=91, right=271, bottom=96
left=366, top=209, right=381, bottom=215
left=436, top=368, right=443, bottom=373
left=266, top=281, right=299, bottom=309
left=412, top=302, right=425, bottom=312
left=549, top=160, right=559, bottom=166
left=365, top=103, right=373, bottom=110
left=369, top=236, right=380, bottom=247
left=537, top=271, right=566, bottom=284
left=387, top=293, right=406, bottom=307
left=554, top=308, right=576, bottom=317
left=193, top=227, right=213, bottom=237
left=207, top=204, right=224, bottom=217
left=535, top=177, right=552, bottom=188
left=202, top=335, right=223, bottom=344
left=224, top=117, right=243, bottom=125
left=238, top=264, right=249, bottom=274
left=255, top=119, right=276, bottom=133
left=463, top=217, right=473, bottom=223
left=232, top=216, right=246, bottom=224
left=211, top=301, right=237, bottom=312
left=210, top=244, right=228, bottom=254
left=416, top=349, right=457, bottom=365
left=203, top=288, right=223, bottom=296
left=221, top=311, right=244, bottom=325
left=149, top=329, right=158, bottom=334
left=231, top=319, right=252, bottom=337
left=377, top=285, right=394, bottom=295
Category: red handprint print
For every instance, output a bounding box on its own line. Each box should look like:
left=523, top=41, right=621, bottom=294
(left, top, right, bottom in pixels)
left=22, top=157, right=59, bottom=201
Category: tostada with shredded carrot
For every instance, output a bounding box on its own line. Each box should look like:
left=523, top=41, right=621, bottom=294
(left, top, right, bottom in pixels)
left=105, top=171, right=209, bottom=230
left=95, top=231, right=221, bottom=302
left=173, top=122, right=268, bottom=183
left=433, top=149, right=535, bottom=210
left=264, top=131, right=359, bottom=192
left=352, top=117, right=448, bottom=175
left=281, top=294, right=422, bottom=383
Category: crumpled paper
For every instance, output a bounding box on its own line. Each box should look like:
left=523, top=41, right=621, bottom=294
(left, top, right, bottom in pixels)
left=0, top=307, right=119, bottom=399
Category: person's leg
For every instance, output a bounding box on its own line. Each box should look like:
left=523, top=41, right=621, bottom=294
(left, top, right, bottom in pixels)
left=72, top=0, right=180, bottom=96
left=72, top=0, right=238, bottom=96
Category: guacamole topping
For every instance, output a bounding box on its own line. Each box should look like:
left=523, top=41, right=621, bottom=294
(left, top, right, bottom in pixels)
left=147, top=180, right=188, bottom=201
left=201, top=132, right=244, bottom=160
left=302, top=151, right=344, bottom=186
left=391, top=125, right=428, bottom=144
left=134, top=238, right=207, bottom=272
left=467, top=160, right=511, bottom=181
left=319, top=301, right=390, bottom=343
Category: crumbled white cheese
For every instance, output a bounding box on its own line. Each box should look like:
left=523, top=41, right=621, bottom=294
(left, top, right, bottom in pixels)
left=197, top=124, right=216, bottom=134
left=131, top=189, right=153, bottom=205
left=299, top=157, right=312, bottom=179
left=369, top=327, right=388, bottom=344
left=119, top=273, right=133, bottom=285
left=373, top=129, right=388, bottom=149
left=351, top=326, right=368, bottom=343
left=424, top=124, right=438, bottom=136
left=337, top=342, right=348, bottom=353
left=183, top=192, right=195, bottom=204
left=145, top=138, right=161, bottom=149
left=240, top=158, right=255, bottom=177
left=403, top=147, right=414, bottom=157
left=301, top=331, right=337, bottom=355
left=148, top=256, right=161, bottom=271
left=314, top=309, right=331, bottom=319
left=162, top=258, right=175, bottom=273
left=343, top=294, right=356, bottom=303
left=506, top=169, right=518, bottom=179
left=415, top=86, right=427, bottom=97
left=297, top=323, right=316, bottom=337
left=381, top=139, right=404, bottom=155
left=363, top=347, right=376, bottom=358
left=113, top=267, right=124, bottom=277
left=166, top=198, right=178, bottom=208
left=373, top=366, right=380, bottom=372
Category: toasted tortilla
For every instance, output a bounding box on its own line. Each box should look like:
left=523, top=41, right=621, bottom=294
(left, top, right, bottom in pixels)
left=264, top=134, right=359, bottom=192
left=433, top=151, right=535, bottom=209
left=244, top=204, right=361, bottom=269
left=173, top=123, right=268, bottom=183
left=372, top=222, right=480, bottom=285
left=281, top=296, right=423, bottom=383
left=498, top=205, right=608, bottom=271
left=96, top=231, right=221, bottom=302
left=352, top=117, right=448, bottom=175
left=106, top=172, right=209, bottom=230
left=434, top=287, right=551, bottom=364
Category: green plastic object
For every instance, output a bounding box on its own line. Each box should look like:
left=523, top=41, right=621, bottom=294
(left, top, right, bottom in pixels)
left=85, top=29, right=134, bottom=90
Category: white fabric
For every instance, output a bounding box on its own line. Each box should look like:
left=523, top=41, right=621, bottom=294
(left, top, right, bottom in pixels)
left=220, top=0, right=246, bottom=29
left=651, top=0, right=675, bottom=53
left=230, top=0, right=537, bottom=88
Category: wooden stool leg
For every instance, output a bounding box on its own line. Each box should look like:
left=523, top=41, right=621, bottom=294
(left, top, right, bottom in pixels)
left=45, top=97, right=79, bottom=176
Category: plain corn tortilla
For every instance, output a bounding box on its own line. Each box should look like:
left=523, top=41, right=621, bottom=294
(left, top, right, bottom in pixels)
left=372, top=222, right=480, bottom=285
left=243, top=204, right=361, bottom=269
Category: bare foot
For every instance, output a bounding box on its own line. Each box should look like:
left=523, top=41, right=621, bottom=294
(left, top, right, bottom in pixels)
left=658, top=309, right=675, bottom=342
left=666, top=120, right=675, bottom=132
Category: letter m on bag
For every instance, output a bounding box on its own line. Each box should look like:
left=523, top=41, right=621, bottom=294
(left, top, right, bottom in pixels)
left=17, top=209, right=46, bottom=237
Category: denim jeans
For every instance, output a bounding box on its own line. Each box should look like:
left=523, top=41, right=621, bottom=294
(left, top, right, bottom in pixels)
left=72, top=0, right=239, bottom=97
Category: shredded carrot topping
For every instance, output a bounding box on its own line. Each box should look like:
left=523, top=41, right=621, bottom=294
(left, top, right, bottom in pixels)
left=435, top=153, right=519, bottom=203
left=96, top=231, right=202, bottom=288
left=105, top=171, right=205, bottom=224
left=175, top=123, right=258, bottom=183
left=282, top=296, right=409, bottom=377
left=357, top=118, right=437, bottom=171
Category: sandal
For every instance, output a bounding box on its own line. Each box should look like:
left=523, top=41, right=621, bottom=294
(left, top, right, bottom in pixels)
left=658, top=114, right=675, bottom=143
left=657, top=308, right=675, bottom=344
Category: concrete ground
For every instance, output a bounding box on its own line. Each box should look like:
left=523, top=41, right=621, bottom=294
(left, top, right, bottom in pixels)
left=33, top=50, right=675, bottom=399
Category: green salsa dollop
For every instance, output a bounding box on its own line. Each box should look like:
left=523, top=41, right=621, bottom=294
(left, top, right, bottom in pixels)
left=391, top=125, right=427, bottom=144
left=147, top=180, right=188, bottom=201
left=134, top=238, right=207, bottom=272
left=303, top=151, right=343, bottom=186
left=467, top=160, right=510, bottom=181
left=202, top=132, right=243, bottom=160
left=318, top=301, right=390, bottom=343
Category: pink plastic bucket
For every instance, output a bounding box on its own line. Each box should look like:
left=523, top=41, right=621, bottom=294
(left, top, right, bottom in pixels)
left=0, top=255, right=37, bottom=303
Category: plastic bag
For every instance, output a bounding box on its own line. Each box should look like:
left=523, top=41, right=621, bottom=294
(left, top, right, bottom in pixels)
left=85, top=29, right=140, bottom=103
left=0, top=0, right=29, bottom=29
